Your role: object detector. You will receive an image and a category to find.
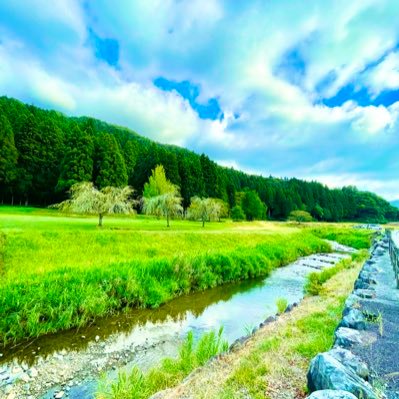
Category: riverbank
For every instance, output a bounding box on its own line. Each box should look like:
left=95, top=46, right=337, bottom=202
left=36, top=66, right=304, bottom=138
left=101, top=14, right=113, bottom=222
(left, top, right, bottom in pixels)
left=0, top=247, right=355, bottom=399
left=1, top=206, right=367, bottom=345
left=146, top=252, right=367, bottom=399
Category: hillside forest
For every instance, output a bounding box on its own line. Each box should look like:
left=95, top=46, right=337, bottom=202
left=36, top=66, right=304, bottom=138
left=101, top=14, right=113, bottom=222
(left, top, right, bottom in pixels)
left=0, top=96, right=397, bottom=223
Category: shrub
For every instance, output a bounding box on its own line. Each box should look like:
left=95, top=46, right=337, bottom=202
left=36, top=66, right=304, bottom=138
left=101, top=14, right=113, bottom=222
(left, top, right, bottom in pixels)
left=231, top=205, right=245, bottom=221
left=288, top=210, right=313, bottom=224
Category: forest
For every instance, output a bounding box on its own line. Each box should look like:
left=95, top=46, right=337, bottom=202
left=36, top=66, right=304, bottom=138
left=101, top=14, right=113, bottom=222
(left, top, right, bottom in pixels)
left=0, top=96, right=397, bottom=223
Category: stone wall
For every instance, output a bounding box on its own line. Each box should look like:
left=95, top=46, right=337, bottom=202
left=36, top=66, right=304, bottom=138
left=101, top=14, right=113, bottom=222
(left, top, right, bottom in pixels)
left=306, top=235, right=389, bottom=399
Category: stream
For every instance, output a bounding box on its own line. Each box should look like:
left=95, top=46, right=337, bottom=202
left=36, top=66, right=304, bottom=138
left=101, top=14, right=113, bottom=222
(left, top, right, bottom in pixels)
left=0, top=243, right=354, bottom=399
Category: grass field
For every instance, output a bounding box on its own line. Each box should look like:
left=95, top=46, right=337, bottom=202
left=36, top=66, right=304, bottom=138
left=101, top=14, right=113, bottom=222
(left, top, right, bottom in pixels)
left=0, top=206, right=374, bottom=345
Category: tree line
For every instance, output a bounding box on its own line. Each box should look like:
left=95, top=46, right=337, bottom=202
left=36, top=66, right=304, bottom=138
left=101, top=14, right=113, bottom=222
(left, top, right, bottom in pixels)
left=0, top=96, right=397, bottom=223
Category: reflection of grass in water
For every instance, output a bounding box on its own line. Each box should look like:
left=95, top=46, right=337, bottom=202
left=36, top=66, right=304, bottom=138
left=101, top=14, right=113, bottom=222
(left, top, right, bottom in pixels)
left=97, top=328, right=229, bottom=399
left=0, top=206, right=334, bottom=345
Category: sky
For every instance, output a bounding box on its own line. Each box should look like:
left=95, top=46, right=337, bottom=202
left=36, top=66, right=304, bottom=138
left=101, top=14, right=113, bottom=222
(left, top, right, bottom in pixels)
left=0, top=1, right=399, bottom=200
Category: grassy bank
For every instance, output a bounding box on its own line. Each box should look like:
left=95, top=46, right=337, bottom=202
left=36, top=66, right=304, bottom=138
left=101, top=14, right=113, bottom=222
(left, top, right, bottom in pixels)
left=305, top=250, right=368, bottom=295
left=0, top=207, right=331, bottom=345
left=144, top=254, right=365, bottom=399
left=308, top=225, right=374, bottom=249
left=0, top=207, right=374, bottom=346
left=97, top=328, right=229, bottom=399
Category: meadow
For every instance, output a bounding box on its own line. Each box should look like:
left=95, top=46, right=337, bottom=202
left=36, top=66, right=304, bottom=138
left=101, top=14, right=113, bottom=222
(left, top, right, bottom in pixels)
left=0, top=206, right=373, bottom=346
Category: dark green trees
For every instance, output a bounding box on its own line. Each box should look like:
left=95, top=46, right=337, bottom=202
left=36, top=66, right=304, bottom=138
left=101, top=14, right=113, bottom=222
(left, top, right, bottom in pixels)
left=94, top=133, right=127, bottom=188
left=57, top=125, right=94, bottom=193
left=0, top=114, right=18, bottom=202
left=241, top=190, right=267, bottom=221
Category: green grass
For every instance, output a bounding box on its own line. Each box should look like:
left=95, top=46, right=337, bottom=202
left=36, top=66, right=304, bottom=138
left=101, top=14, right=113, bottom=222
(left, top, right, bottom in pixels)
left=276, top=297, right=288, bottom=314
left=97, top=328, right=228, bottom=399
left=0, top=206, right=367, bottom=345
left=305, top=250, right=369, bottom=295
left=308, top=225, right=374, bottom=249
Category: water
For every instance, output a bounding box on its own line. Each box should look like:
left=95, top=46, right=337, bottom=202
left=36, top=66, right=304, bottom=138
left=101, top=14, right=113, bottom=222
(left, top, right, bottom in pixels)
left=0, top=251, right=350, bottom=398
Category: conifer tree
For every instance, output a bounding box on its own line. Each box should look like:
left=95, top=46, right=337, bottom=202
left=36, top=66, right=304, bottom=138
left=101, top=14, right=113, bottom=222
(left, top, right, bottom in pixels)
left=0, top=114, right=18, bottom=202
left=95, top=133, right=128, bottom=189
left=56, top=124, right=94, bottom=193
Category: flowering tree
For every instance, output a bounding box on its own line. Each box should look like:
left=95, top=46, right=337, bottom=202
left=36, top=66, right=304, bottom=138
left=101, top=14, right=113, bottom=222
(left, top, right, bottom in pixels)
left=54, top=182, right=135, bottom=226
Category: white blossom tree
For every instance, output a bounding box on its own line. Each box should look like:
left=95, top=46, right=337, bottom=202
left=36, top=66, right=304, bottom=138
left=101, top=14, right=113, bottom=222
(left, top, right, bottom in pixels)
left=54, top=182, right=135, bottom=226
left=188, top=197, right=225, bottom=227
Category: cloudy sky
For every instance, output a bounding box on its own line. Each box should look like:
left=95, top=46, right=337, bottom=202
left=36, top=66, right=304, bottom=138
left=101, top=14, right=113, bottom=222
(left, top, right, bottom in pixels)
left=1, top=1, right=398, bottom=200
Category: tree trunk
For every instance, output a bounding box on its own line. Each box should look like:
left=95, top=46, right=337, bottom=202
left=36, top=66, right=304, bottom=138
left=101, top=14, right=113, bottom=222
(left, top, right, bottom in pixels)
left=167, top=213, right=170, bottom=228
left=98, top=213, right=103, bottom=227
left=202, top=218, right=205, bottom=228
left=11, top=195, right=14, bottom=206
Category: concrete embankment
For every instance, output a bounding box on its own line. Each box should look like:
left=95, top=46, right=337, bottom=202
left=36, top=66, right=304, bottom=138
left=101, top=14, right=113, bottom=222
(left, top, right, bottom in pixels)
left=307, top=233, right=399, bottom=399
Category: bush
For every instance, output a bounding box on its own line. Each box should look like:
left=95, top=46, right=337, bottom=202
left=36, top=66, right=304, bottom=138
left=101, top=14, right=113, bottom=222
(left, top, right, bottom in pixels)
left=288, top=210, right=313, bottom=224
left=231, top=205, right=245, bottom=221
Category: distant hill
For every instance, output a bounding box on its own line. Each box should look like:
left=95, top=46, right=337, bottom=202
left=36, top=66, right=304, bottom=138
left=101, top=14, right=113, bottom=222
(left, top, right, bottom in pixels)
left=0, top=95, right=398, bottom=223
left=391, top=200, right=399, bottom=208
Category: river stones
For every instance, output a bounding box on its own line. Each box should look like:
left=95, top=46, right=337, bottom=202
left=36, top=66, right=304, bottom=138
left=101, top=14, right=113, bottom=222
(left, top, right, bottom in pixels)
left=306, top=390, right=357, bottom=399
left=307, top=352, right=377, bottom=399
left=339, top=309, right=367, bottom=330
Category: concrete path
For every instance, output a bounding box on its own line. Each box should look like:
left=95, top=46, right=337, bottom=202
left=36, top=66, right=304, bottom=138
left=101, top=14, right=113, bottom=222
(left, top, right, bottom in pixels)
left=353, top=239, right=399, bottom=398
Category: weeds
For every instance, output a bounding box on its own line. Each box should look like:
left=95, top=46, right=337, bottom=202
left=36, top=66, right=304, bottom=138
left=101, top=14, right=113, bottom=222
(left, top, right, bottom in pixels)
left=276, top=297, right=288, bottom=314
left=97, top=328, right=228, bottom=399
left=305, top=250, right=369, bottom=295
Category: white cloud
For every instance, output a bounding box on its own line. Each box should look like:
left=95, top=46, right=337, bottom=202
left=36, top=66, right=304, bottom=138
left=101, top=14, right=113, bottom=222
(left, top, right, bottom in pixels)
left=1, top=0, right=399, bottom=200
left=365, top=51, right=399, bottom=97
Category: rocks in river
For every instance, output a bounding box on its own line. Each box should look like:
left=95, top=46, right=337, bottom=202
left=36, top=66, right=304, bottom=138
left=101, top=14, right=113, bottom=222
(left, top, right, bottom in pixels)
left=339, top=309, right=366, bottom=330
left=54, top=390, right=65, bottom=398
left=307, top=352, right=377, bottom=399
left=95, top=335, right=100, bottom=342
left=329, top=348, right=369, bottom=379
left=306, top=390, right=357, bottom=399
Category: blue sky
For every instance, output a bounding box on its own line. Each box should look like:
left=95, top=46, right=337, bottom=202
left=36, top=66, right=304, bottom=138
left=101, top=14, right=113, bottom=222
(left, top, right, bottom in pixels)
left=1, top=1, right=399, bottom=200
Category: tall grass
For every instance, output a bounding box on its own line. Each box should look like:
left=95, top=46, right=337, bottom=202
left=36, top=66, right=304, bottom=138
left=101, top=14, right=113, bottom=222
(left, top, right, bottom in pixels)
left=0, top=207, right=370, bottom=345
left=305, top=250, right=369, bottom=295
left=308, top=226, right=374, bottom=249
left=0, top=231, right=329, bottom=345
left=97, top=328, right=228, bottom=399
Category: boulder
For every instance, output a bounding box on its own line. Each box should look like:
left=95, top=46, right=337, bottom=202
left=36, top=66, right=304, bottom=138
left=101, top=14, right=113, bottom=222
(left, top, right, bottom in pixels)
left=354, top=289, right=376, bottom=300
left=359, top=271, right=377, bottom=285
left=340, top=309, right=367, bottom=330
left=329, top=348, right=369, bottom=379
left=354, top=279, right=370, bottom=290
left=306, top=390, right=357, bottom=399
left=335, top=327, right=363, bottom=348
left=307, top=352, right=377, bottom=399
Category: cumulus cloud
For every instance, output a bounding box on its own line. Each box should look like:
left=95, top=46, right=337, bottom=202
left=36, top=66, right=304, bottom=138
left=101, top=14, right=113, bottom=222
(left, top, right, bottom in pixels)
left=0, top=0, right=399, bottom=199
left=365, top=51, right=399, bottom=97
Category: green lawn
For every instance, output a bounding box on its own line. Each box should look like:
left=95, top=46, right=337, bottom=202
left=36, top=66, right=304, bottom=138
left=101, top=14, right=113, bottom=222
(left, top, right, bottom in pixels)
left=0, top=206, right=373, bottom=345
